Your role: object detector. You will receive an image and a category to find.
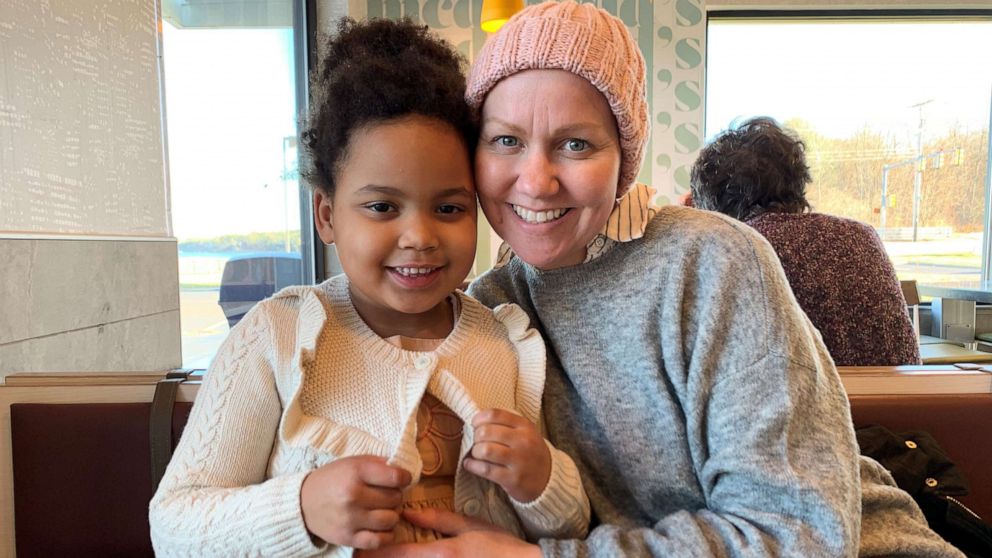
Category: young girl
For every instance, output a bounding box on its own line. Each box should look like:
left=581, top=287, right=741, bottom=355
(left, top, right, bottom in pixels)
left=148, top=17, right=588, bottom=557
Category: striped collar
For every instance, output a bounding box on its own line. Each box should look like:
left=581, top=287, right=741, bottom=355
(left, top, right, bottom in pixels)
left=493, top=183, right=659, bottom=269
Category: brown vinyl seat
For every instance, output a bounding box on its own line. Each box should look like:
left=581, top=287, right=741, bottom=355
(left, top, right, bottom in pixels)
left=11, top=402, right=193, bottom=557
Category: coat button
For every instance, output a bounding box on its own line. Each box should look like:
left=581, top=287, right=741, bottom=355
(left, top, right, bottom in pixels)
left=904, top=440, right=918, bottom=449
left=414, top=355, right=432, bottom=370
left=925, top=478, right=938, bottom=488
left=463, top=498, right=482, bottom=516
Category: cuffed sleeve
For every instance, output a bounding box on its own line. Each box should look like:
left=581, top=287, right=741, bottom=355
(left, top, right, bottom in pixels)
left=510, top=441, right=590, bottom=540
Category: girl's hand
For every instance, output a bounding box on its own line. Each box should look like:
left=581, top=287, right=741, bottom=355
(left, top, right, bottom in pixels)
left=463, top=409, right=551, bottom=502
left=357, top=508, right=542, bottom=558
left=301, top=455, right=412, bottom=549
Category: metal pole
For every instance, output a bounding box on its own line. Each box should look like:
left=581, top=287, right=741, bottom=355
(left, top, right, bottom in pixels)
left=880, top=165, right=889, bottom=231
left=282, top=136, right=290, bottom=253
left=982, top=85, right=992, bottom=283
left=910, top=100, right=932, bottom=243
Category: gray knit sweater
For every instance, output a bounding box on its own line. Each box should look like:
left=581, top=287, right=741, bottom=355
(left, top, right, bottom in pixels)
left=470, top=205, right=961, bottom=557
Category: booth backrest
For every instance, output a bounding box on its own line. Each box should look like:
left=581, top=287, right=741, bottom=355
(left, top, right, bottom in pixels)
left=8, top=385, right=992, bottom=554
left=849, top=393, right=992, bottom=520
left=10, top=401, right=194, bottom=557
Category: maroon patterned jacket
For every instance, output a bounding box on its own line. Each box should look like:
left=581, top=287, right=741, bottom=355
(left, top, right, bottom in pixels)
left=746, top=212, right=921, bottom=366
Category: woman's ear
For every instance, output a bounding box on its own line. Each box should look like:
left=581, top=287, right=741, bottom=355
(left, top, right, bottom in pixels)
left=313, top=189, right=335, bottom=244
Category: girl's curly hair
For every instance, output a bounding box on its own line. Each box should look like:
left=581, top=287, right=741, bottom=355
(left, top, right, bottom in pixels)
left=300, top=17, right=475, bottom=195
left=690, top=117, right=812, bottom=221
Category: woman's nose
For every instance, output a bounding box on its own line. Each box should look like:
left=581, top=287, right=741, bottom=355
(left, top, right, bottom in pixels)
left=516, top=151, right=558, bottom=198
left=398, top=214, right=439, bottom=251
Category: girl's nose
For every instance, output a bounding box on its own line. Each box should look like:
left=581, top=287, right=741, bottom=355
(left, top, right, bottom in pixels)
left=516, top=151, right=559, bottom=198
left=398, top=214, right=439, bottom=251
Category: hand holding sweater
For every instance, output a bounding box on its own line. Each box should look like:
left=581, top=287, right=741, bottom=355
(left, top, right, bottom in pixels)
left=463, top=409, right=552, bottom=503
left=300, top=456, right=411, bottom=549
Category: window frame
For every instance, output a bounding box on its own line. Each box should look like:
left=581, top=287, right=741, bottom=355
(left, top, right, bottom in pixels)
left=704, top=7, right=992, bottom=282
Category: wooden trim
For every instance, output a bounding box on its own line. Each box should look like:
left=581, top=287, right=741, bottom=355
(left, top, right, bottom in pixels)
left=838, top=365, right=992, bottom=395
left=3, top=372, right=202, bottom=387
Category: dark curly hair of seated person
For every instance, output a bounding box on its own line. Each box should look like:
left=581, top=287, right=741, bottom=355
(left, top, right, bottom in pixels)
left=690, top=117, right=812, bottom=221
left=300, top=17, right=475, bottom=195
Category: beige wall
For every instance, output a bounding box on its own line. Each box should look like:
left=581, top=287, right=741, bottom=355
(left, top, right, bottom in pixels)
left=0, top=0, right=181, bottom=377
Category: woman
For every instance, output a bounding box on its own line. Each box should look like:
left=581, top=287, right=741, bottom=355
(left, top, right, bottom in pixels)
left=689, top=117, right=921, bottom=366
left=371, top=2, right=959, bottom=556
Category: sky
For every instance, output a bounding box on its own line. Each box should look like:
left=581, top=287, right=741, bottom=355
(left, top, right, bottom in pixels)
left=162, top=22, right=300, bottom=240
left=162, top=18, right=992, bottom=240
left=705, top=20, right=992, bottom=147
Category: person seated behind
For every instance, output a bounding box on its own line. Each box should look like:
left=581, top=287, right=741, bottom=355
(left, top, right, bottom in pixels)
left=690, top=117, right=920, bottom=366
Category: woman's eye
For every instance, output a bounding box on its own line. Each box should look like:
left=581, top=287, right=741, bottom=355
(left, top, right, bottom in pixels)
left=366, top=202, right=393, bottom=213
left=494, top=136, right=519, bottom=148
left=564, top=139, right=589, bottom=152
left=437, top=204, right=463, bottom=215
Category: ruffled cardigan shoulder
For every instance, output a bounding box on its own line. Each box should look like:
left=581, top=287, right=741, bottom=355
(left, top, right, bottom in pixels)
left=273, top=275, right=548, bottom=486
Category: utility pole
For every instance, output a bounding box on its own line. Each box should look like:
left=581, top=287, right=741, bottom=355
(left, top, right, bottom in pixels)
left=910, top=99, right=933, bottom=242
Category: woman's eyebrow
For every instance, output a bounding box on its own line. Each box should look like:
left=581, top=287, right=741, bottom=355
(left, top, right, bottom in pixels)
left=553, top=122, right=606, bottom=135
left=481, top=116, right=524, bottom=133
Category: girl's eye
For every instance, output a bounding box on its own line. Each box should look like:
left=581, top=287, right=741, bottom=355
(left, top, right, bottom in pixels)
left=366, top=202, right=394, bottom=213
left=564, top=139, right=589, bottom=152
left=494, top=136, right=519, bottom=148
left=437, top=204, right=463, bottom=215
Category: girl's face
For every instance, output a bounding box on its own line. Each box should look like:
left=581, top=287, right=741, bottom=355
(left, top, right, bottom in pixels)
left=475, top=69, right=621, bottom=270
left=314, top=116, right=477, bottom=337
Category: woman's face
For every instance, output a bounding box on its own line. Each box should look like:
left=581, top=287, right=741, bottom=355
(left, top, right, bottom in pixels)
left=475, top=69, right=621, bottom=270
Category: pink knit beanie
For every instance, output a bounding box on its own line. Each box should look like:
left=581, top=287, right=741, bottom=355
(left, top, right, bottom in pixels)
left=466, top=1, right=649, bottom=198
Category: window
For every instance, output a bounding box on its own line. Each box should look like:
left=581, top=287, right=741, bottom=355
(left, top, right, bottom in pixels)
left=160, top=1, right=311, bottom=368
left=705, top=13, right=992, bottom=286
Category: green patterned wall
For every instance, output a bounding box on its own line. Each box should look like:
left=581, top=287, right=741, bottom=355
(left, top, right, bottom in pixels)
left=349, top=0, right=705, bottom=204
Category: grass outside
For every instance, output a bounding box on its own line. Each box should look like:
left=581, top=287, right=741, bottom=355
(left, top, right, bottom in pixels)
left=889, top=253, right=981, bottom=268
left=180, top=282, right=221, bottom=290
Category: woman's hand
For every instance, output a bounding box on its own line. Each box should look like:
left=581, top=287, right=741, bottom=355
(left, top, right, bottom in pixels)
left=357, top=508, right=542, bottom=558
left=463, top=409, right=551, bottom=502
left=300, top=455, right=411, bottom=549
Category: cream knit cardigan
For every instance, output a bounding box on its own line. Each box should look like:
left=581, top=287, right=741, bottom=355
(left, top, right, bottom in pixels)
left=149, top=275, right=589, bottom=557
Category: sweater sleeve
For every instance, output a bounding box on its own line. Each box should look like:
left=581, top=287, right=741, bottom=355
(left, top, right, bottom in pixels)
left=148, top=306, right=326, bottom=557
left=510, top=439, right=591, bottom=541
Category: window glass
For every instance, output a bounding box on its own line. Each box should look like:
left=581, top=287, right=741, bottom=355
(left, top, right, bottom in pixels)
left=161, top=1, right=305, bottom=368
left=706, top=17, right=992, bottom=286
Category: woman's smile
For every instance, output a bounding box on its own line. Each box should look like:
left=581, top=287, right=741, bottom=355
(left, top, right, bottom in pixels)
left=510, top=204, right=571, bottom=225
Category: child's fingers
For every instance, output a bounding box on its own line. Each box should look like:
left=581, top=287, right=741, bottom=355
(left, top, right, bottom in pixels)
left=472, top=408, right=527, bottom=429
left=462, top=456, right=511, bottom=486
left=470, top=441, right=512, bottom=466
left=350, top=529, right=396, bottom=550
left=358, top=460, right=412, bottom=489
left=473, top=422, right=517, bottom=446
left=354, top=484, right=405, bottom=510
left=359, top=508, right=402, bottom=532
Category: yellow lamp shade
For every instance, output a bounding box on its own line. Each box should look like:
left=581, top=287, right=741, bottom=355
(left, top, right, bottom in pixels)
left=480, top=0, right=524, bottom=33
